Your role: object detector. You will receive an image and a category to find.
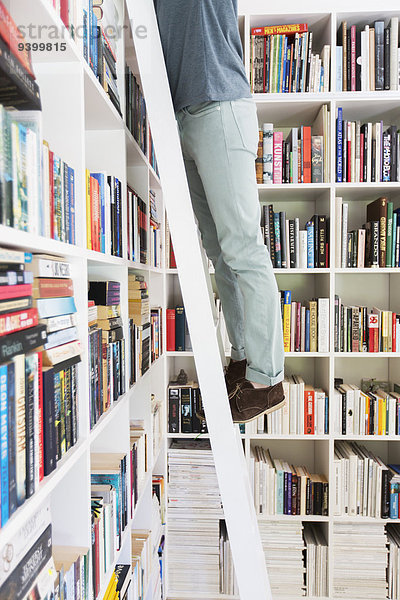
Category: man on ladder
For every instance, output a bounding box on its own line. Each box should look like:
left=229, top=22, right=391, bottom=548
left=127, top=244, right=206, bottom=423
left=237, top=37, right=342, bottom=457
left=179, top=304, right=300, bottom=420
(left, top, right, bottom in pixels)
left=154, top=0, right=285, bottom=423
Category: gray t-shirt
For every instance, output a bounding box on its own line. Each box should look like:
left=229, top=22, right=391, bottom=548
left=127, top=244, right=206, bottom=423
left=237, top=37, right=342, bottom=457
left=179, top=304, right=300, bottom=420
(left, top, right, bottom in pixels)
left=153, top=0, right=251, bottom=112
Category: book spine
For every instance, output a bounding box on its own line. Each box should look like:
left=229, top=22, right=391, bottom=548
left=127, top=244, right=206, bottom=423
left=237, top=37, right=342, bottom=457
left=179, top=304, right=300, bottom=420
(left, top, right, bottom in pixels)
left=180, top=387, right=192, bottom=433
left=273, top=132, right=283, bottom=184
left=0, top=364, right=9, bottom=524
left=175, top=306, right=185, bottom=352
left=273, top=212, right=281, bottom=268
left=375, top=21, right=385, bottom=90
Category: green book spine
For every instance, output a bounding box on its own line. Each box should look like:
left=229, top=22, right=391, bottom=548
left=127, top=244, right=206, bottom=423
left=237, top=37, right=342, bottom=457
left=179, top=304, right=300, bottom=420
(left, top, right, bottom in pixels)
left=386, top=201, right=393, bottom=267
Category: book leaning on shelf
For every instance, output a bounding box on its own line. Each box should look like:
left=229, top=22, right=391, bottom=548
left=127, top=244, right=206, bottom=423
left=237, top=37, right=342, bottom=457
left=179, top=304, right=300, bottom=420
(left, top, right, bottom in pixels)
left=0, top=249, right=81, bottom=528
left=280, top=290, right=329, bottom=353
left=261, top=204, right=329, bottom=269
left=127, top=186, right=148, bottom=264
left=334, top=297, right=400, bottom=352
left=336, top=107, right=400, bottom=183
left=88, top=280, right=125, bottom=429
left=125, top=65, right=147, bottom=154
left=336, top=18, right=400, bottom=92
left=258, top=104, right=330, bottom=184
left=250, top=23, right=330, bottom=93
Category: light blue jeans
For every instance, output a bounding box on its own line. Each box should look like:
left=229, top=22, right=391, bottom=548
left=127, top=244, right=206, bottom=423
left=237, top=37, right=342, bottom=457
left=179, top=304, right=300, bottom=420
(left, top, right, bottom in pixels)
left=176, top=98, right=284, bottom=386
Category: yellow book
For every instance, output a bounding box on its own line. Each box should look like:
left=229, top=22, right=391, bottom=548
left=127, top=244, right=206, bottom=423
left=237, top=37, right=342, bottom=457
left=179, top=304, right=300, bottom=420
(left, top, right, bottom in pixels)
left=86, top=169, right=91, bottom=250
left=282, top=291, right=291, bottom=352
left=103, top=573, right=117, bottom=600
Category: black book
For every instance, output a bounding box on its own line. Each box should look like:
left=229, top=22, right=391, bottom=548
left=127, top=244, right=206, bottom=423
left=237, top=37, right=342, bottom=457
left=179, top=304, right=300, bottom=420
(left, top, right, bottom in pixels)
left=390, top=125, right=398, bottom=182
left=0, top=524, right=52, bottom=599
left=268, top=204, right=275, bottom=266
left=279, top=211, right=287, bottom=268
left=306, top=476, right=312, bottom=515
left=305, top=31, right=313, bottom=92
left=89, top=281, right=120, bottom=305
left=311, top=215, right=319, bottom=267
left=0, top=37, right=41, bottom=110
left=375, top=21, right=385, bottom=90
left=7, top=360, right=17, bottom=517
left=318, top=215, right=326, bottom=268
left=285, top=142, right=290, bottom=184
left=198, top=392, right=207, bottom=433
left=0, top=263, right=25, bottom=273
left=103, top=36, right=117, bottom=78
left=91, top=513, right=96, bottom=598
left=180, top=387, right=192, bottom=433
left=42, top=367, right=56, bottom=476
left=355, top=27, right=361, bottom=91
left=381, top=468, right=390, bottom=518
left=371, top=137, right=376, bottom=182
left=384, top=27, right=391, bottom=90
left=0, top=324, right=47, bottom=364
left=64, top=367, right=72, bottom=452
left=119, top=338, right=125, bottom=397
left=191, top=386, right=202, bottom=434
left=288, top=219, right=296, bottom=268
left=360, top=124, right=368, bottom=181
left=312, top=479, right=323, bottom=515
left=0, top=295, right=32, bottom=316
left=102, top=326, right=124, bottom=344
left=97, top=26, right=104, bottom=87
left=168, top=387, right=180, bottom=433
left=53, top=353, right=81, bottom=374
left=262, top=205, right=270, bottom=253
left=175, top=306, right=185, bottom=352
left=24, top=356, right=35, bottom=498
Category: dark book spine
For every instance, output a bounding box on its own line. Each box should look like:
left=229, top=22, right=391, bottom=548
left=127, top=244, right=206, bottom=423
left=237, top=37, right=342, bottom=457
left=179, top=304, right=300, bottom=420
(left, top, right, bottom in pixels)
left=0, top=325, right=47, bottom=363
left=273, top=212, right=282, bottom=268
left=355, top=27, right=361, bottom=91
left=7, top=361, right=17, bottom=516
left=191, top=387, right=201, bottom=434
left=341, top=390, right=347, bottom=434
left=287, top=471, right=292, bottom=515
left=199, top=392, right=207, bottom=433
left=306, top=477, right=311, bottom=515
left=268, top=204, right=276, bottom=266
left=296, top=475, right=301, bottom=515
left=346, top=33, right=351, bottom=92
left=168, top=388, right=180, bottom=433
left=390, top=125, right=398, bottom=182
left=262, top=205, right=270, bottom=253
left=322, top=481, right=329, bottom=516
left=381, top=468, right=390, bottom=518
left=283, top=471, right=288, bottom=514
left=175, top=306, right=185, bottom=351
left=43, top=368, right=56, bottom=476
left=64, top=367, right=72, bottom=452
left=371, top=137, right=376, bottom=182
left=291, top=473, right=298, bottom=515
left=289, top=219, right=296, bottom=268
left=318, top=215, right=326, bottom=268
left=375, top=22, right=385, bottom=90
left=0, top=36, right=41, bottom=110
left=54, top=371, right=61, bottom=461
left=384, top=27, right=391, bottom=90
left=71, top=363, right=78, bottom=445
left=24, top=356, right=35, bottom=498
left=314, top=481, right=323, bottom=515
left=279, top=211, right=287, bottom=268
left=180, top=387, right=192, bottom=434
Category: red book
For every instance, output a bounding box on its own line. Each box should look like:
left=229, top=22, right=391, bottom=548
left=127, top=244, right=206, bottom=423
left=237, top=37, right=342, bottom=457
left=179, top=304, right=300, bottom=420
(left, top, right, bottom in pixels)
left=60, top=0, right=69, bottom=28
left=170, top=241, right=177, bottom=269
left=49, top=150, right=55, bottom=240
left=166, top=309, right=176, bottom=351
left=0, top=283, right=32, bottom=300
left=33, top=278, right=74, bottom=298
left=0, top=308, right=38, bottom=337
left=302, top=126, right=312, bottom=183
left=392, top=312, right=396, bottom=353
left=273, top=131, right=283, bottom=184
left=360, top=133, right=364, bottom=182
left=251, top=24, right=308, bottom=36
left=0, top=0, right=35, bottom=78
left=350, top=25, right=356, bottom=92
left=368, top=313, right=379, bottom=352
left=37, top=352, right=44, bottom=482
left=304, top=386, right=315, bottom=434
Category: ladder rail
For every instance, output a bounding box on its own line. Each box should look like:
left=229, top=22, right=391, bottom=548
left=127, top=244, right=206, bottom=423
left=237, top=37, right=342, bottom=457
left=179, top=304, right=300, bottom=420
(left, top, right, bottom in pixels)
left=125, top=3, right=272, bottom=598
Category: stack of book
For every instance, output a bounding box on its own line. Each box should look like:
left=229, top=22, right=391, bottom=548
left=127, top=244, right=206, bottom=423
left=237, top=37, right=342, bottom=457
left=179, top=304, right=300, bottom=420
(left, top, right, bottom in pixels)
left=337, top=18, right=399, bottom=92
left=103, top=563, right=131, bottom=600
left=127, top=186, right=148, bottom=264
left=149, top=189, right=161, bottom=268
left=88, top=281, right=125, bottom=428
left=83, top=0, right=121, bottom=113
left=280, top=291, right=330, bottom=353
left=334, top=298, right=400, bottom=352
left=52, top=545, right=91, bottom=599
left=0, top=502, right=54, bottom=598
left=131, top=530, right=151, bottom=600
left=336, top=108, right=400, bottom=183
left=333, top=441, right=400, bottom=518
left=333, top=379, right=400, bottom=436
left=258, top=520, right=305, bottom=597
left=168, top=381, right=207, bottom=434
left=0, top=1, right=41, bottom=110
left=333, top=523, right=388, bottom=598
left=303, top=523, right=328, bottom=597
left=250, top=23, right=330, bottom=93
left=90, top=452, right=128, bottom=597
left=125, top=66, right=147, bottom=154
left=166, top=305, right=192, bottom=352
left=336, top=196, right=400, bottom=268
left=387, top=525, right=400, bottom=599
left=167, top=439, right=223, bottom=595
left=249, top=446, right=328, bottom=516
left=128, top=273, right=150, bottom=380
left=165, top=222, right=177, bottom=269
left=246, top=377, right=328, bottom=435
left=257, top=105, right=330, bottom=184
left=261, top=206, right=329, bottom=268
left=130, top=420, right=148, bottom=517
left=86, top=171, right=122, bottom=257
left=219, top=521, right=238, bottom=596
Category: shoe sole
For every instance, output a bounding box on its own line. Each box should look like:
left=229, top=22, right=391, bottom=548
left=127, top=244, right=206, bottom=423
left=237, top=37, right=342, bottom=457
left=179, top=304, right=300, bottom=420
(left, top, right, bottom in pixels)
left=232, top=398, right=286, bottom=424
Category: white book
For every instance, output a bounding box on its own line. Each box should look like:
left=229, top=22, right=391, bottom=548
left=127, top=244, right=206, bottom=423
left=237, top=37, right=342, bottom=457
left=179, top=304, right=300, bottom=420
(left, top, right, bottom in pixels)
left=336, top=46, right=343, bottom=92
left=341, top=202, right=348, bottom=268
left=294, top=375, right=305, bottom=434
left=357, top=229, right=366, bottom=268
left=281, top=378, right=290, bottom=435
left=262, top=123, right=273, bottom=184
left=369, top=28, right=375, bottom=91
left=289, top=377, right=297, bottom=435
left=317, top=298, right=329, bottom=353
left=314, top=388, right=325, bottom=435
left=350, top=121, right=356, bottom=183
left=335, top=196, right=342, bottom=267
left=390, top=17, right=399, bottom=90
left=366, top=122, right=372, bottom=182
left=42, top=143, right=51, bottom=238
left=333, top=455, right=342, bottom=515
left=333, top=388, right=341, bottom=434
left=299, top=230, right=307, bottom=268
left=291, top=127, right=298, bottom=184
left=360, top=29, right=368, bottom=92
left=322, top=44, right=330, bottom=92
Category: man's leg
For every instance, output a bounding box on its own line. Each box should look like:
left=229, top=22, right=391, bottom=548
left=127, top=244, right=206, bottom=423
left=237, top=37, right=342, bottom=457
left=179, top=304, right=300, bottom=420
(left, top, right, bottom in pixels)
left=178, top=99, right=284, bottom=387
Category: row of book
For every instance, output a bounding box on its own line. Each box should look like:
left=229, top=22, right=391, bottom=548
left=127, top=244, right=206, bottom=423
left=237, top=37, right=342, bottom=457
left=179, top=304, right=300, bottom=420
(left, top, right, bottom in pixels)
left=130, top=420, right=148, bottom=517
left=250, top=23, right=330, bottom=93
left=247, top=378, right=328, bottom=436
left=0, top=249, right=81, bottom=527
left=90, top=451, right=128, bottom=598
left=168, top=381, right=207, bottom=434
left=334, top=298, right=400, bottom=353
left=149, top=189, right=162, bottom=268
left=333, top=440, right=400, bottom=519
left=126, top=66, right=147, bottom=155
left=336, top=109, right=400, bottom=183
left=166, top=306, right=191, bottom=352
left=303, top=523, right=328, bottom=597
left=334, top=379, right=400, bottom=437
left=86, top=171, right=123, bottom=257
left=257, top=106, right=330, bottom=184
left=337, top=18, right=400, bottom=92
left=83, top=0, right=121, bottom=113
left=250, top=446, right=328, bottom=516
left=280, top=291, right=330, bottom=353
left=261, top=206, right=329, bottom=269
left=127, top=186, right=148, bottom=265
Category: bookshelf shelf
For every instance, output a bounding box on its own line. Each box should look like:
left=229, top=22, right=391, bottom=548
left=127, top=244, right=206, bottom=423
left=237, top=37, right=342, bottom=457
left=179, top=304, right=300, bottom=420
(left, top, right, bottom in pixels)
left=88, top=392, right=129, bottom=443
left=334, top=352, right=400, bottom=357
left=258, top=514, right=330, bottom=522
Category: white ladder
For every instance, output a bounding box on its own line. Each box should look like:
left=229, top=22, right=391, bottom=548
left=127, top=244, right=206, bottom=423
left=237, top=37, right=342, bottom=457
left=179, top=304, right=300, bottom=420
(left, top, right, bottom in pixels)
left=125, top=2, right=273, bottom=598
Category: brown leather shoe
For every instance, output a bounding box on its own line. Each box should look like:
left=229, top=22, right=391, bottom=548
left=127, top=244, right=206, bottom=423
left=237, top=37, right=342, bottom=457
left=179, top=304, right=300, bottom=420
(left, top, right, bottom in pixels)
left=229, top=380, right=285, bottom=423
left=195, top=359, right=247, bottom=421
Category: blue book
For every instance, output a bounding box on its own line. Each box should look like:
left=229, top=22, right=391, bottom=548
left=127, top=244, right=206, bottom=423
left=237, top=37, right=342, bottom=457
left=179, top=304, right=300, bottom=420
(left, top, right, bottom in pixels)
left=7, top=361, right=17, bottom=516
left=35, top=296, right=77, bottom=319
left=68, top=167, right=75, bottom=245
left=91, top=173, right=106, bottom=253
left=281, top=36, right=288, bottom=93
left=392, top=211, right=397, bottom=268
left=273, top=212, right=281, bottom=268
left=390, top=485, right=398, bottom=519
left=0, top=364, right=8, bottom=525
left=306, top=221, right=314, bottom=268
left=336, top=107, right=343, bottom=182
left=324, top=394, right=329, bottom=434
left=305, top=308, right=310, bottom=352
left=276, top=35, right=283, bottom=92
